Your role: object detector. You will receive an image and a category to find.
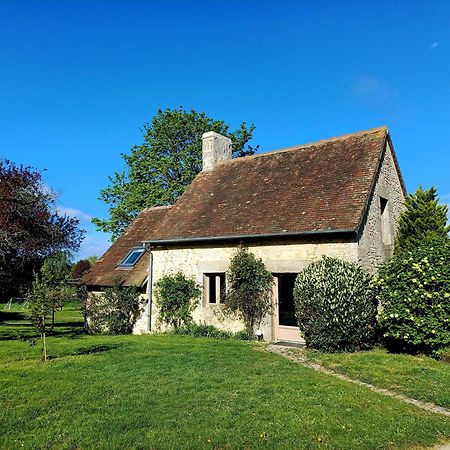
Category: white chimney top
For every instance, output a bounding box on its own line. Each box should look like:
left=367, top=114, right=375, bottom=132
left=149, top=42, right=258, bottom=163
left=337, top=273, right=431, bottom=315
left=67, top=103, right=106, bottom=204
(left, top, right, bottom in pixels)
left=202, top=131, right=232, bottom=171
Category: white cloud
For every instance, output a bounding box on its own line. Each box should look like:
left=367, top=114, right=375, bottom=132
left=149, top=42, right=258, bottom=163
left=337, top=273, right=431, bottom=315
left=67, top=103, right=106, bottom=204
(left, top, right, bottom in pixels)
left=76, top=233, right=110, bottom=260
left=353, top=76, right=382, bottom=98
left=351, top=75, right=398, bottom=108
left=56, top=206, right=92, bottom=224
left=430, top=41, right=439, bottom=50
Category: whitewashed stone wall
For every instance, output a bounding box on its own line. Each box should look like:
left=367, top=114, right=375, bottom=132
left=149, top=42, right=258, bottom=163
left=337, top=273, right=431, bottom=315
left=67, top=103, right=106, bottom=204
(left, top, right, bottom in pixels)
left=357, top=142, right=405, bottom=271
left=147, top=239, right=358, bottom=340
left=87, top=291, right=150, bottom=335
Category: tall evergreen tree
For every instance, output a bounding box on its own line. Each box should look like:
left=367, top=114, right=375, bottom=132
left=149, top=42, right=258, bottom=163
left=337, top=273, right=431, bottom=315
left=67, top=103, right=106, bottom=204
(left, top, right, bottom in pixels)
left=93, top=108, right=257, bottom=240
left=395, top=186, right=449, bottom=253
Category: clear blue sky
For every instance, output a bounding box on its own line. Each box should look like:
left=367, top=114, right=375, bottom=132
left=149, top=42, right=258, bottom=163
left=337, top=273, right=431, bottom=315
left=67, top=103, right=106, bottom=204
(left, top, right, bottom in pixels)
left=2, top=0, right=449, bottom=259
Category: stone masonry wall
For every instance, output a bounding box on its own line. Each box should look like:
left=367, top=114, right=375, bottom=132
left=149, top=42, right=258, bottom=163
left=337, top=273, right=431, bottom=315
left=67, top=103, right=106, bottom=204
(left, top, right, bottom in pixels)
left=146, top=239, right=358, bottom=340
left=357, top=142, right=405, bottom=271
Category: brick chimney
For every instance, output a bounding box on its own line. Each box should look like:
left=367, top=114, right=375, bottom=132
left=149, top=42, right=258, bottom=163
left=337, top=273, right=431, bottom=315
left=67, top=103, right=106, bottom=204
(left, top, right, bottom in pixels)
left=202, top=131, right=232, bottom=171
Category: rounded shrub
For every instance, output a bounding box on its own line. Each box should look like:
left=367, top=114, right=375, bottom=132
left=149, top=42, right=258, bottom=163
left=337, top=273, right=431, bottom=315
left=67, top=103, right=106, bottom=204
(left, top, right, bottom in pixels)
left=376, top=238, right=450, bottom=357
left=294, top=257, right=377, bottom=352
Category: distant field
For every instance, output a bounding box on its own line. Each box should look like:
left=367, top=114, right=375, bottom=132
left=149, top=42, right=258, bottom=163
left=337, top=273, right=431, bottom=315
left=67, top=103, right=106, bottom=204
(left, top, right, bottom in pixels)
left=1, top=304, right=449, bottom=449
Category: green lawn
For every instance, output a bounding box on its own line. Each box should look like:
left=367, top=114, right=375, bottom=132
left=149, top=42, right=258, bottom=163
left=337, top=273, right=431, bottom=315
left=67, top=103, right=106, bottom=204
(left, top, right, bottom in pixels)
left=0, top=301, right=84, bottom=341
left=1, top=305, right=450, bottom=449
left=304, top=347, right=450, bottom=409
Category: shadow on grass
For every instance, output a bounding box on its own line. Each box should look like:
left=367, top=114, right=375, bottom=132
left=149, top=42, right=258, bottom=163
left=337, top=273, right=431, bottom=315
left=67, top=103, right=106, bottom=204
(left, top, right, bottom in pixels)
left=0, top=318, right=85, bottom=341
left=0, top=310, right=27, bottom=323
left=71, top=343, right=121, bottom=356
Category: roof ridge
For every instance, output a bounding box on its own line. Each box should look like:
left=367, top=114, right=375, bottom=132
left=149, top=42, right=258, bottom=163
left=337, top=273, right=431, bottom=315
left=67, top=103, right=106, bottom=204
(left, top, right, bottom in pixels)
left=218, top=126, right=388, bottom=166
left=142, top=205, right=172, bottom=212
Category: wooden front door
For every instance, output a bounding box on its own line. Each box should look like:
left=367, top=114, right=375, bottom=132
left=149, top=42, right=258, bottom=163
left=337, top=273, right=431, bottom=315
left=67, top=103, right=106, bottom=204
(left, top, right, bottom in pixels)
left=273, top=273, right=304, bottom=342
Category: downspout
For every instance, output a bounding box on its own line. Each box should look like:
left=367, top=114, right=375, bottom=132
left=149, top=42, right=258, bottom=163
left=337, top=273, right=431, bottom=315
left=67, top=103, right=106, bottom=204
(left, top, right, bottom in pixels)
left=144, top=243, right=153, bottom=333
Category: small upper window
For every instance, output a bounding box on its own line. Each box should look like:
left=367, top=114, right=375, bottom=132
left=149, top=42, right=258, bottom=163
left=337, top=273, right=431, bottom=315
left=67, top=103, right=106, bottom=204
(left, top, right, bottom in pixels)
left=118, top=248, right=145, bottom=268
left=380, top=197, right=392, bottom=245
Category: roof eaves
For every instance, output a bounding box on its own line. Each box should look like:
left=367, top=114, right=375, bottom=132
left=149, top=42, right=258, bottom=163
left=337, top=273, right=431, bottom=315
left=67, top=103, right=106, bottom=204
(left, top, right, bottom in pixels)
left=142, top=228, right=358, bottom=246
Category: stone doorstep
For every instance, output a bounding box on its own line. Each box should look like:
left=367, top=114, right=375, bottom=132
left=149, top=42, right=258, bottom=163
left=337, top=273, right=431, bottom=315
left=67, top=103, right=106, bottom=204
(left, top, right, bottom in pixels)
left=272, top=340, right=306, bottom=349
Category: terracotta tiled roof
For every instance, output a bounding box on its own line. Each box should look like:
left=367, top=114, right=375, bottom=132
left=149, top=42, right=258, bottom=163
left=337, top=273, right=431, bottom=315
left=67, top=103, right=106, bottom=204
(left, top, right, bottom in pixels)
left=83, top=206, right=170, bottom=287
left=147, top=126, right=397, bottom=242
left=85, top=126, right=402, bottom=287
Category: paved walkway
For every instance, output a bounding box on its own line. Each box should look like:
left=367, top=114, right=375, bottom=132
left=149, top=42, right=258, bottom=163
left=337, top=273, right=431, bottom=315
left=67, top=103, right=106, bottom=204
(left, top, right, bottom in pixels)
left=268, top=344, right=450, bottom=418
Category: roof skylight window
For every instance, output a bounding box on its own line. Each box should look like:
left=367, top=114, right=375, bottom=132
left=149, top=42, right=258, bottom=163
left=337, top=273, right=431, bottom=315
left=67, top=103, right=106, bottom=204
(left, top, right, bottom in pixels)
left=118, top=247, right=145, bottom=268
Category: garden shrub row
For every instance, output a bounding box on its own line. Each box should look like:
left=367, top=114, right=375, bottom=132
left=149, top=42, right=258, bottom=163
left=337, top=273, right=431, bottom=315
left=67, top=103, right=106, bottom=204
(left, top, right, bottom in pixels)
left=85, top=239, right=449, bottom=359
left=293, top=238, right=450, bottom=358
left=172, top=322, right=254, bottom=340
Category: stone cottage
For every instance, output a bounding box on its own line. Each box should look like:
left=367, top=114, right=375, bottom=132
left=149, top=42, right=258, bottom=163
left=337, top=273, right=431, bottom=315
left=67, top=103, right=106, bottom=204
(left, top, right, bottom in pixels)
left=84, top=126, right=405, bottom=342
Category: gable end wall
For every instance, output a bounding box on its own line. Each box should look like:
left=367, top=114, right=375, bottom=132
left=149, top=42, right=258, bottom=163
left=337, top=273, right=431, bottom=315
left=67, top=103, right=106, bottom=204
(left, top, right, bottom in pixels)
left=357, top=142, right=405, bottom=271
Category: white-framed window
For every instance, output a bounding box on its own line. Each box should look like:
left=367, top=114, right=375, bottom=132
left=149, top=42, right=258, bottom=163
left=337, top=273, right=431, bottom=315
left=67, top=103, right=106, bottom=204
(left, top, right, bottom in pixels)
left=204, top=273, right=226, bottom=304
left=380, top=197, right=392, bottom=245
left=117, top=247, right=145, bottom=268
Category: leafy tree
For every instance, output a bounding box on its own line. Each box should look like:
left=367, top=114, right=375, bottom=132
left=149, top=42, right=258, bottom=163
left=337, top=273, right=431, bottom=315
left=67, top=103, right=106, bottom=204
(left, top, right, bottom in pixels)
left=27, top=266, right=76, bottom=360
left=377, top=238, right=450, bottom=357
left=28, top=272, right=53, bottom=361
left=40, top=251, right=75, bottom=328
left=294, top=257, right=377, bottom=352
left=395, top=186, right=449, bottom=253
left=93, top=108, right=257, bottom=239
left=154, top=272, right=201, bottom=329
left=224, top=246, right=273, bottom=337
left=0, top=160, right=84, bottom=300
left=42, top=251, right=72, bottom=284
left=87, top=255, right=98, bottom=266
left=72, top=259, right=92, bottom=279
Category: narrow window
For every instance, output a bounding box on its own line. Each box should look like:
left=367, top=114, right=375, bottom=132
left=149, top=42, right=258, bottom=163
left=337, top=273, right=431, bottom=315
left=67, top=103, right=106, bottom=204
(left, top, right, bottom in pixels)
left=208, top=275, right=217, bottom=304
left=380, top=197, right=392, bottom=245
left=117, top=247, right=145, bottom=268
left=204, top=273, right=226, bottom=304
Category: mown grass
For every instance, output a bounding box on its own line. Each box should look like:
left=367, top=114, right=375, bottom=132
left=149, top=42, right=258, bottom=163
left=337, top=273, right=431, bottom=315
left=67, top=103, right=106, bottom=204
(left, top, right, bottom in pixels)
left=0, top=301, right=84, bottom=341
left=305, top=347, right=450, bottom=409
left=1, top=304, right=449, bottom=449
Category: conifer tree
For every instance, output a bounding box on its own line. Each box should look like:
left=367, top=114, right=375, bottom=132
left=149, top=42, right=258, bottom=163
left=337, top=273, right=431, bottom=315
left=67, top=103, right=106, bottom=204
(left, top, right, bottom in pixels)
left=395, top=186, right=449, bottom=253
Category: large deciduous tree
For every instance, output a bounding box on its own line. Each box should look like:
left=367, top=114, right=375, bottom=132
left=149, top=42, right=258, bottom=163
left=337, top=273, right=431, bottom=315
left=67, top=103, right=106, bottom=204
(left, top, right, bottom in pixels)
left=395, top=186, right=449, bottom=253
left=92, top=108, right=257, bottom=240
left=0, top=160, right=84, bottom=300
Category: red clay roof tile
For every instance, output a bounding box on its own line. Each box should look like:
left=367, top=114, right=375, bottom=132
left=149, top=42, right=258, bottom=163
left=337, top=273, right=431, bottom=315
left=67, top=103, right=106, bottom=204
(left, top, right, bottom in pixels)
left=83, top=206, right=170, bottom=287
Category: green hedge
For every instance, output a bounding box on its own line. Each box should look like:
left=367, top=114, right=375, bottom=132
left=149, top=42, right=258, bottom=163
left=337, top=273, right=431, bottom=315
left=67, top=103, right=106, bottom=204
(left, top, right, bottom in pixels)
left=376, top=239, right=450, bottom=357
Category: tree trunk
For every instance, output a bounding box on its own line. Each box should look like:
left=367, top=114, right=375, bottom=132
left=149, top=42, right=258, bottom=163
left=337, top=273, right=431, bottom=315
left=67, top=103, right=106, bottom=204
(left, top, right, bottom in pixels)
left=42, top=332, right=47, bottom=361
